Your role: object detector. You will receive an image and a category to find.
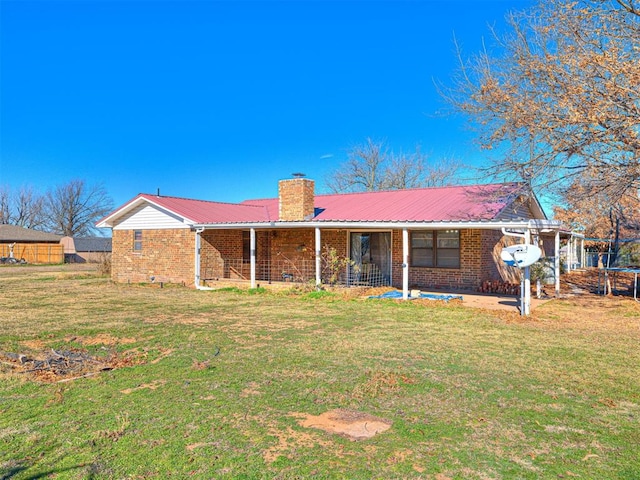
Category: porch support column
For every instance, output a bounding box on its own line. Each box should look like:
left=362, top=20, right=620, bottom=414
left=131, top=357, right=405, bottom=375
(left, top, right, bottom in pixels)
left=567, top=236, right=573, bottom=273
left=315, top=227, right=321, bottom=287
left=554, top=230, right=561, bottom=297
left=523, top=229, right=532, bottom=316
left=580, top=237, right=585, bottom=268
left=402, top=228, right=409, bottom=300
left=250, top=228, right=256, bottom=289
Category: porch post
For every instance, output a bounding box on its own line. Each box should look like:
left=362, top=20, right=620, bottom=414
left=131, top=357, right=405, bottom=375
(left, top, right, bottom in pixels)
left=580, top=237, right=585, bottom=268
left=315, top=227, right=321, bottom=287
left=250, top=228, right=256, bottom=288
left=402, top=228, right=409, bottom=300
left=554, top=230, right=561, bottom=297
left=523, top=229, right=531, bottom=316
left=567, top=236, right=573, bottom=273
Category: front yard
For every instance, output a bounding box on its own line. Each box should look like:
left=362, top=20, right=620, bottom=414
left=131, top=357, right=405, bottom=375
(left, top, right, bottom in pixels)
left=1, top=267, right=638, bottom=479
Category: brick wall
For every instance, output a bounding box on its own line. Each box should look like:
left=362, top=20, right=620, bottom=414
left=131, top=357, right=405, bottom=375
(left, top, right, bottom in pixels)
left=480, top=229, right=520, bottom=284
left=132, top=226, right=537, bottom=290
left=387, top=229, right=518, bottom=291
left=111, top=229, right=195, bottom=285
left=200, top=230, right=243, bottom=280
left=278, top=178, right=315, bottom=221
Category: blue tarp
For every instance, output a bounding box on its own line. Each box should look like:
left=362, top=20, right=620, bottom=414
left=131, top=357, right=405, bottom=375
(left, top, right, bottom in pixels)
left=368, top=290, right=463, bottom=302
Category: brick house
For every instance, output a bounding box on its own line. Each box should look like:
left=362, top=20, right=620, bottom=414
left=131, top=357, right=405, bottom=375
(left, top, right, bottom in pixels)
left=97, top=178, right=572, bottom=297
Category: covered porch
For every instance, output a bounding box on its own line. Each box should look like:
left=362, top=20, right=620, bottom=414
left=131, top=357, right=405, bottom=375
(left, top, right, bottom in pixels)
left=193, top=219, right=580, bottom=315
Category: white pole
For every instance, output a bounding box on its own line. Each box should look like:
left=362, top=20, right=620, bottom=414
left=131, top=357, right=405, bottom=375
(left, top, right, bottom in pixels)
left=567, top=236, right=573, bottom=273
left=315, top=227, right=321, bottom=287
left=523, top=229, right=531, bottom=316
left=402, top=228, right=409, bottom=300
left=250, top=228, right=256, bottom=288
left=554, top=230, right=560, bottom=297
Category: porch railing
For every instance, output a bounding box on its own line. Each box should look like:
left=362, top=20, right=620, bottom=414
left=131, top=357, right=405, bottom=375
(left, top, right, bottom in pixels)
left=200, top=258, right=390, bottom=287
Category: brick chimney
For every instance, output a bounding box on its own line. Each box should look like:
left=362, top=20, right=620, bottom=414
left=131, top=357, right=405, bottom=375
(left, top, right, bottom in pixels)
left=278, top=177, right=315, bottom=221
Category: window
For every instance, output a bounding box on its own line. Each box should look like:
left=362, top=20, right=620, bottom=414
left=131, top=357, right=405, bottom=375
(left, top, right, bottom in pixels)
left=133, top=230, right=143, bottom=251
left=411, top=232, right=433, bottom=267
left=411, top=230, right=460, bottom=268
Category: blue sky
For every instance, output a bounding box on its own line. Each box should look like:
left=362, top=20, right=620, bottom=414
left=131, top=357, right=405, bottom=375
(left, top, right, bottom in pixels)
left=0, top=0, right=533, bottom=208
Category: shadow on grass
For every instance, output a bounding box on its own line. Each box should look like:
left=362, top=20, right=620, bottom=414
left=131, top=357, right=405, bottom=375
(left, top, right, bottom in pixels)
left=1, top=462, right=92, bottom=480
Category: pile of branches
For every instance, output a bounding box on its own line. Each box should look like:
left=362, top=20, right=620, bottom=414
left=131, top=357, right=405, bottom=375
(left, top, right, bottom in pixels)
left=1, top=348, right=112, bottom=382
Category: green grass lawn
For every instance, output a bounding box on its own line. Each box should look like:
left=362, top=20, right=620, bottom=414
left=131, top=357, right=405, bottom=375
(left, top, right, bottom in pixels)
left=1, top=269, right=639, bottom=479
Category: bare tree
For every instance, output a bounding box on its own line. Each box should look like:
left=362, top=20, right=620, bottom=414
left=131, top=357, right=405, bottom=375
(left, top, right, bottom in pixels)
left=442, top=0, right=640, bottom=203
left=0, top=185, right=46, bottom=228
left=14, top=186, right=46, bottom=229
left=326, top=138, right=387, bottom=192
left=44, top=180, right=113, bottom=236
left=326, top=138, right=460, bottom=193
left=0, top=187, right=10, bottom=224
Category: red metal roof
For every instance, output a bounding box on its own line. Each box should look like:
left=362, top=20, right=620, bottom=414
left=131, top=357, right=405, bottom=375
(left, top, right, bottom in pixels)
left=106, top=194, right=272, bottom=224
left=242, top=183, right=523, bottom=223
left=100, top=183, right=526, bottom=226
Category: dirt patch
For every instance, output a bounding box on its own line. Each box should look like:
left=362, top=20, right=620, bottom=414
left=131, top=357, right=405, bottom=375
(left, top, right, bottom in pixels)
left=20, top=339, right=47, bottom=350
left=64, top=334, right=137, bottom=346
left=294, top=409, right=392, bottom=441
left=120, top=380, right=167, bottom=394
left=240, top=381, right=261, bottom=398
left=262, top=425, right=332, bottom=463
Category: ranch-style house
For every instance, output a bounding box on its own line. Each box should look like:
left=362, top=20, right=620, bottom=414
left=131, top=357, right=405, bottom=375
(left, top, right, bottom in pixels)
left=97, top=177, right=578, bottom=297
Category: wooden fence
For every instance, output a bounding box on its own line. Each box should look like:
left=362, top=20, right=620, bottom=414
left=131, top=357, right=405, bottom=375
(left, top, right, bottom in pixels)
left=0, top=243, right=64, bottom=264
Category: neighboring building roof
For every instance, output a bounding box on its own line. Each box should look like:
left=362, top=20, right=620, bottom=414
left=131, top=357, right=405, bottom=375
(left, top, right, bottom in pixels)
left=73, top=237, right=112, bottom=252
left=97, top=183, right=544, bottom=228
left=0, top=224, right=62, bottom=242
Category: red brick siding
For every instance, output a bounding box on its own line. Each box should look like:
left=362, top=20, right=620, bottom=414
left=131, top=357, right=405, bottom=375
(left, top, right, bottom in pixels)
left=387, top=229, right=520, bottom=290
left=200, top=230, right=243, bottom=280
left=111, top=229, right=195, bottom=285
left=480, top=229, right=521, bottom=284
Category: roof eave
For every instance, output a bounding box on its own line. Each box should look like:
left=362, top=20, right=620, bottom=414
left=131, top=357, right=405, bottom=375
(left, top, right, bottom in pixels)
left=193, top=219, right=567, bottom=231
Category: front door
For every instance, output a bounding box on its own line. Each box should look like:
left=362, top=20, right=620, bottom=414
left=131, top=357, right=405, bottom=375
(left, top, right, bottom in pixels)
left=349, top=232, right=391, bottom=286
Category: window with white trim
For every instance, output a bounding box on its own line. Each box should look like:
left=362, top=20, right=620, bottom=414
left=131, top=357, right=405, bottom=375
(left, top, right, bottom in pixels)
left=133, top=230, right=143, bottom=251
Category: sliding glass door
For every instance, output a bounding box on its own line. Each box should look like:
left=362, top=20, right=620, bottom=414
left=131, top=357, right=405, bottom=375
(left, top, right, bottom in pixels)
left=349, top=232, right=391, bottom=286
